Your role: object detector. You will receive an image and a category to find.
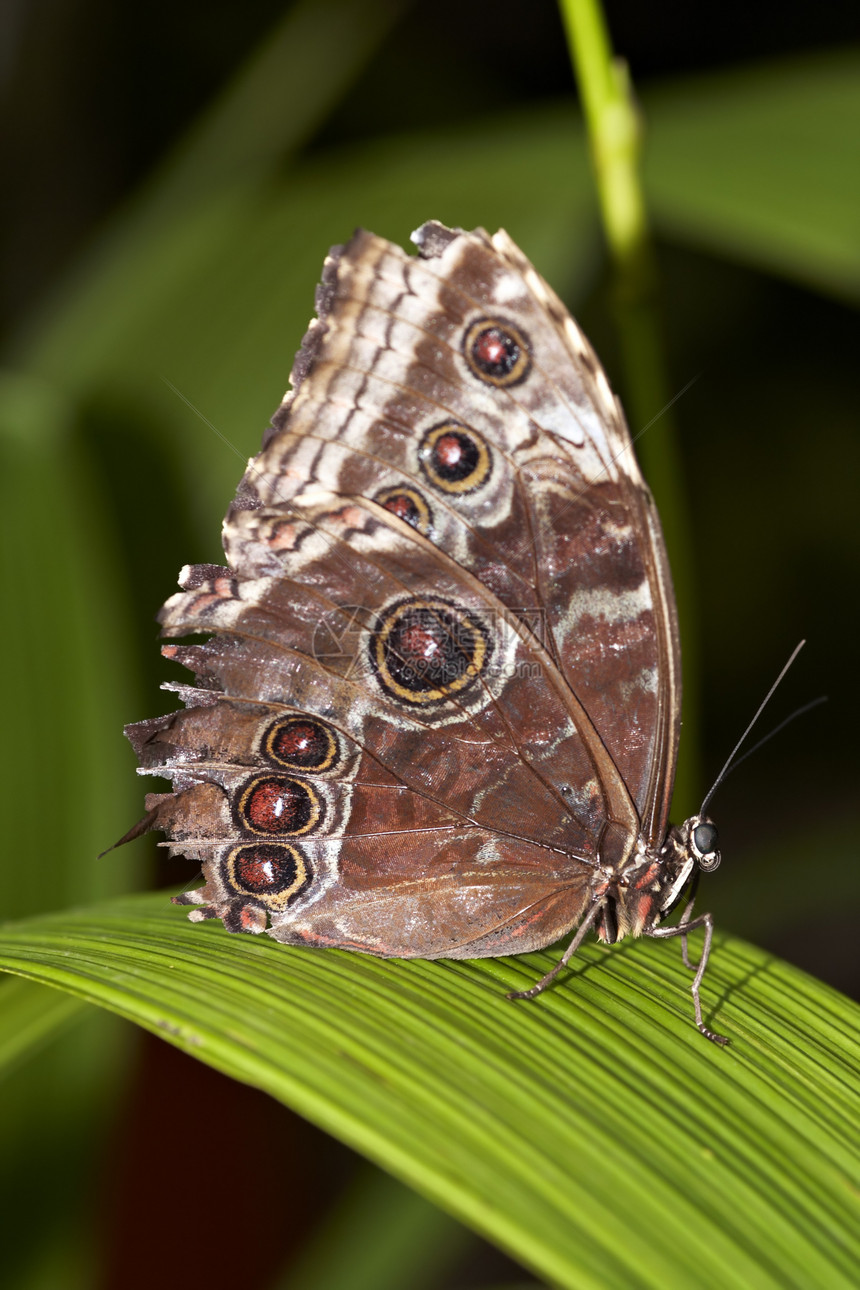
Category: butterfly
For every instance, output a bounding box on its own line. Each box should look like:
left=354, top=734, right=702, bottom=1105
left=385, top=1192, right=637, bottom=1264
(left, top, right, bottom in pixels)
left=125, top=220, right=727, bottom=1044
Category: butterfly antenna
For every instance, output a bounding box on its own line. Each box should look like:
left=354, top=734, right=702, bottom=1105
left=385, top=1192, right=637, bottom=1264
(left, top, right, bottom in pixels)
left=715, top=695, right=827, bottom=789
left=700, top=640, right=808, bottom=816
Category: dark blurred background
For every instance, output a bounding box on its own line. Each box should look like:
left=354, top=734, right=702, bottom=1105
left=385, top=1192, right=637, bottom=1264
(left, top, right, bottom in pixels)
left=1, top=2, right=858, bottom=1287
left=3, top=0, right=859, bottom=328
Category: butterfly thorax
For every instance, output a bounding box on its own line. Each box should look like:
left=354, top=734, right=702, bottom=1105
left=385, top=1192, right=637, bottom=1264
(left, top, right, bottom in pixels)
left=594, top=815, right=720, bottom=944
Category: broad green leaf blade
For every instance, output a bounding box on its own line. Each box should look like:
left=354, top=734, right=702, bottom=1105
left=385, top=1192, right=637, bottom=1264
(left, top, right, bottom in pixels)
left=643, top=49, right=860, bottom=301
left=0, top=893, right=857, bottom=1290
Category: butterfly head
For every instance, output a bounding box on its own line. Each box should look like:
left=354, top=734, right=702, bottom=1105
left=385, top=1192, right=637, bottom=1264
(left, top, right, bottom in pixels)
left=684, top=814, right=721, bottom=873
left=653, top=814, right=720, bottom=923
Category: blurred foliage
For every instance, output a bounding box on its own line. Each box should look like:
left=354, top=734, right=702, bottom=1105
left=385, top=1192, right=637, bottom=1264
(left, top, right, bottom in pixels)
left=0, top=0, right=858, bottom=1287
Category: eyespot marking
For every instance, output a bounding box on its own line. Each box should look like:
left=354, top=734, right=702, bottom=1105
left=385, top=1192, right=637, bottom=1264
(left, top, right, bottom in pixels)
left=375, top=485, right=433, bottom=534
left=263, top=716, right=339, bottom=773
left=419, top=423, right=491, bottom=494
left=236, top=775, right=324, bottom=836
left=222, top=842, right=312, bottom=911
left=463, top=317, right=531, bottom=387
left=369, top=596, right=491, bottom=706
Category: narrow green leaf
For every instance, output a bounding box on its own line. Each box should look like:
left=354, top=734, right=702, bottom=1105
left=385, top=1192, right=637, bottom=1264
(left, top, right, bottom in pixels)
left=0, top=375, right=144, bottom=1290
left=142, top=0, right=409, bottom=208
left=0, top=893, right=857, bottom=1290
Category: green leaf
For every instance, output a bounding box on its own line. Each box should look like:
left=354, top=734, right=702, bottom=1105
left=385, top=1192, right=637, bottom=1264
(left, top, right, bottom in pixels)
left=643, top=49, right=860, bottom=301
left=278, top=1162, right=473, bottom=1290
left=19, top=49, right=860, bottom=405
left=0, top=367, right=146, bottom=1290
left=0, top=893, right=857, bottom=1290
left=0, top=992, right=131, bottom=1290
left=0, top=372, right=143, bottom=918
left=0, top=977, right=85, bottom=1078
left=10, top=0, right=408, bottom=379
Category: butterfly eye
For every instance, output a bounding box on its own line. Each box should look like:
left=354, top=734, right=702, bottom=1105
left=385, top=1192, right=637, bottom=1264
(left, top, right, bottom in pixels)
left=463, top=317, right=532, bottom=387
left=692, top=821, right=720, bottom=870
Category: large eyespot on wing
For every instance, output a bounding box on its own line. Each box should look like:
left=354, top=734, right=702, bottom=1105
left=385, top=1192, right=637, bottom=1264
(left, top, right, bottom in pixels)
left=148, top=524, right=619, bottom=857
left=367, top=595, right=492, bottom=707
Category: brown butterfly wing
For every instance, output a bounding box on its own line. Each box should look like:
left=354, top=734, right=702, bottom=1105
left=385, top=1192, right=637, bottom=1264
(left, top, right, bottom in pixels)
left=452, top=227, right=681, bottom=845
left=133, top=516, right=604, bottom=956
left=127, top=222, right=680, bottom=956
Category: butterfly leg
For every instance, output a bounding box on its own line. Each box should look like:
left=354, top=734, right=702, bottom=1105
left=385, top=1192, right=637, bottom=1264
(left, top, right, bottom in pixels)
left=647, top=913, right=728, bottom=1045
left=678, top=870, right=701, bottom=970
left=506, top=902, right=604, bottom=1001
